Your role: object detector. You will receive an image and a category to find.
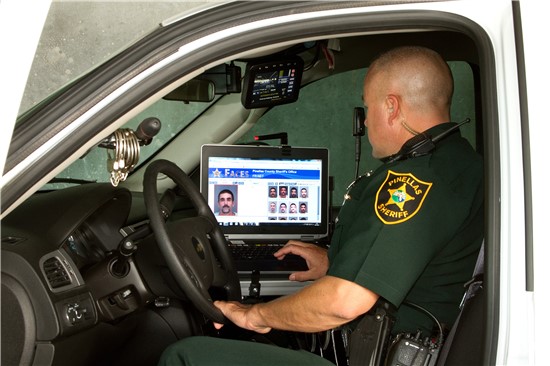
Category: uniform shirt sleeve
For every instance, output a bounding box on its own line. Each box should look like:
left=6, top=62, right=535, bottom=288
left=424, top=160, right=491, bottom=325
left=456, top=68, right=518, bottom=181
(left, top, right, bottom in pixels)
left=328, top=159, right=475, bottom=308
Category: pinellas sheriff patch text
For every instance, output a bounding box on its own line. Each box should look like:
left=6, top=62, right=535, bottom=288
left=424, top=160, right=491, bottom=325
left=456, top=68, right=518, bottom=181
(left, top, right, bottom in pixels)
left=375, top=170, right=433, bottom=224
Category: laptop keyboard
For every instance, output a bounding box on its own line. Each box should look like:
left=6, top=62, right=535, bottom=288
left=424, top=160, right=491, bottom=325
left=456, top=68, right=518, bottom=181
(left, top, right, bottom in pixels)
left=229, top=243, right=285, bottom=260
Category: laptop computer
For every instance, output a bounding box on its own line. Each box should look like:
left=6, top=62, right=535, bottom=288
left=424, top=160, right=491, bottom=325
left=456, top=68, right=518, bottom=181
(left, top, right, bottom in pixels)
left=200, top=144, right=329, bottom=273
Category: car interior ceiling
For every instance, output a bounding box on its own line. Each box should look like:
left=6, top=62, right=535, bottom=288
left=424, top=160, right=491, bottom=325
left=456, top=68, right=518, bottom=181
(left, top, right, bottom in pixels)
left=1, top=25, right=486, bottom=366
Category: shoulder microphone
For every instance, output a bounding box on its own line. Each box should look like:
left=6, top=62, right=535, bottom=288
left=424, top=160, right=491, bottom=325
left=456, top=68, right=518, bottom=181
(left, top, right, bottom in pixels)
left=385, top=118, right=471, bottom=163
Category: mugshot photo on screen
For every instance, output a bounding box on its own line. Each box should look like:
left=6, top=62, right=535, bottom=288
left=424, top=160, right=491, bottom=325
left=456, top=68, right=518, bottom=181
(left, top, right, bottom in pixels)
left=268, top=201, right=277, bottom=214
left=278, top=185, right=288, bottom=198
left=215, top=185, right=238, bottom=216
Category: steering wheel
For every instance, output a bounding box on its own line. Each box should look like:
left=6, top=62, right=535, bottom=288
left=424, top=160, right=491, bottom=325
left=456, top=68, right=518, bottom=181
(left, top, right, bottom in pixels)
left=143, top=159, right=241, bottom=323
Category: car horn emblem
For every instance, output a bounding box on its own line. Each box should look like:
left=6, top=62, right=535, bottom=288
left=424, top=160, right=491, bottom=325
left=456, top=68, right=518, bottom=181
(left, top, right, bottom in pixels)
left=192, top=237, right=206, bottom=260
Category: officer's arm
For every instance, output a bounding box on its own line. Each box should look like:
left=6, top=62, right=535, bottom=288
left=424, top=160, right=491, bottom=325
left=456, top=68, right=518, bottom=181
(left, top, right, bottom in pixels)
left=214, top=275, right=379, bottom=333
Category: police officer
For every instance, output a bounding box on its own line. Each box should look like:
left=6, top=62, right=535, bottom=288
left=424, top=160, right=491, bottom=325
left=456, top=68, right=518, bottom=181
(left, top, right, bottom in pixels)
left=158, top=46, right=483, bottom=365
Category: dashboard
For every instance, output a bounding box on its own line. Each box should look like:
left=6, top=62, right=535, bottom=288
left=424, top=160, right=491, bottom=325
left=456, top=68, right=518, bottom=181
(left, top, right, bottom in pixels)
left=1, top=183, right=137, bottom=363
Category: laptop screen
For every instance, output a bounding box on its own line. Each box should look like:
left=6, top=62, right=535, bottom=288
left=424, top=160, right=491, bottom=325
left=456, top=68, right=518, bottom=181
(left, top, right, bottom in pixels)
left=200, top=144, right=329, bottom=241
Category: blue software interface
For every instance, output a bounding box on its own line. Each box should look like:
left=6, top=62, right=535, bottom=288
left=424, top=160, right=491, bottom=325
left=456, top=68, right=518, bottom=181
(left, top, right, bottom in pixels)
left=205, top=156, right=323, bottom=226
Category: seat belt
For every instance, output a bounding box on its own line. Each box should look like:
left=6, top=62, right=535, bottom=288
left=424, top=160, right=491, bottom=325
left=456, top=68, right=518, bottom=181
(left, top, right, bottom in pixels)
left=436, top=240, right=484, bottom=365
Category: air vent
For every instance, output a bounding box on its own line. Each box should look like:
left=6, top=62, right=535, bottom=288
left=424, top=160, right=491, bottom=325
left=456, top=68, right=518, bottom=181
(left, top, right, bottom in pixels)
left=42, top=257, right=72, bottom=289
left=39, top=250, right=83, bottom=293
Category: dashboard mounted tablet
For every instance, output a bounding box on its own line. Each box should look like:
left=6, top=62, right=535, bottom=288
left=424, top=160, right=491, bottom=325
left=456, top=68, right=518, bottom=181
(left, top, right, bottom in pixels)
left=241, top=56, right=304, bottom=109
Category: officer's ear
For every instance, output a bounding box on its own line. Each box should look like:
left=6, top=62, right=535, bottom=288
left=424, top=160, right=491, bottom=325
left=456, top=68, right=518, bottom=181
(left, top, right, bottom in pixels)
left=385, top=95, right=400, bottom=125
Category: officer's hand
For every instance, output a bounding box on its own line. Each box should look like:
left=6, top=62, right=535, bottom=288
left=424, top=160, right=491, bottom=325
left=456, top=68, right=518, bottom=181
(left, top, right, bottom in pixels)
left=273, top=240, right=328, bottom=282
left=213, top=301, right=272, bottom=334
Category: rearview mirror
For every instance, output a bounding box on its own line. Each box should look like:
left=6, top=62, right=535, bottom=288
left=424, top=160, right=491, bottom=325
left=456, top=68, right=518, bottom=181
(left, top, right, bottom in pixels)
left=163, top=63, right=242, bottom=103
left=163, top=79, right=215, bottom=103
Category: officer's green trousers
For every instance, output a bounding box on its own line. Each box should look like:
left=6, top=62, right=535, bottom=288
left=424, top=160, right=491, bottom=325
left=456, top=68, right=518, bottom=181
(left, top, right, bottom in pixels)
left=158, top=336, right=335, bottom=366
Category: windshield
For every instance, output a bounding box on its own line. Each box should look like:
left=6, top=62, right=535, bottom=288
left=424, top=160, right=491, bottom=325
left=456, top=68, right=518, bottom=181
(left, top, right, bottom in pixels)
left=19, top=1, right=225, bottom=189
left=43, top=97, right=217, bottom=189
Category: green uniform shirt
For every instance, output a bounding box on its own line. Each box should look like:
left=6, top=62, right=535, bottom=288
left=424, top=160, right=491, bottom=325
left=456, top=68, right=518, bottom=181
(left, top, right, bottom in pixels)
left=327, top=123, right=484, bottom=334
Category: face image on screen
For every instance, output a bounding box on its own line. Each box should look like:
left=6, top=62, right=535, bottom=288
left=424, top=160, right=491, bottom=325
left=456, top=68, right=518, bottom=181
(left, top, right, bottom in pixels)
left=200, top=145, right=328, bottom=240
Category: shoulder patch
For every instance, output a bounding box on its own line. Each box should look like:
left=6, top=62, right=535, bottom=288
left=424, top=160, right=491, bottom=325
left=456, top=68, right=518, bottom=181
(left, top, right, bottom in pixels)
left=375, top=170, right=433, bottom=225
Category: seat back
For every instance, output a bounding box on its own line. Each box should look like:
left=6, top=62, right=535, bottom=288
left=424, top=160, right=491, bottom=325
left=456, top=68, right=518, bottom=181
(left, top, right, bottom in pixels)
left=437, top=241, right=485, bottom=365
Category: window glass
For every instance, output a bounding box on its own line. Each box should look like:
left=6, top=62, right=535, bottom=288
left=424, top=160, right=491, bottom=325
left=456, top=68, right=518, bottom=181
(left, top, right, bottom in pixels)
left=46, top=97, right=215, bottom=189
left=19, top=1, right=218, bottom=115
